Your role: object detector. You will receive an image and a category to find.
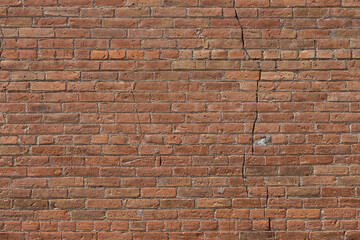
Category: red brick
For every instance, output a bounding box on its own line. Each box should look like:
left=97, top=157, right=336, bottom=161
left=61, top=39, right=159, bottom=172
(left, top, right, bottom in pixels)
left=87, top=199, right=122, bottom=208
left=115, top=7, right=149, bottom=17
left=139, top=18, right=172, bottom=27
left=106, top=188, right=140, bottom=198
left=164, top=0, right=197, bottom=6
left=205, top=232, right=239, bottom=240
left=30, top=233, right=62, bottom=239
left=71, top=210, right=105, bottom=220
left=0, top=0, right=21, bottom=6
left=19, top=28, right=54, bottom=37
left=35, top=210, right=70, bottom=220
left=142, top=188, right=176, bottom=198
left=98, top=232, right=132, bottom=240
left=96, top=0, right=125, bottom=6
left=310, top=231, right=344, bottom=239
left=286, top=209, right=320, bottom=219
left=1, top=61, right=28, bottom=70
left=308, top=0, right=340, bottom=6
left=124, top=199, right=159, bottom=209
left=0, top=146, right=28, bottom=156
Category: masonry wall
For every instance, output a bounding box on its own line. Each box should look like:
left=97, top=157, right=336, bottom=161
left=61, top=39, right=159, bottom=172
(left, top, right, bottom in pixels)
left=1, top=0, right=360, bottom=239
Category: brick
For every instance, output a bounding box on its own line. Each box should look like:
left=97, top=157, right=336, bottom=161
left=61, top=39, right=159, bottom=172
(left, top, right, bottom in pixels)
left=115, top=7, right=149, bottom=17
left=1, top=61, right=28, bottom=70
left=87, top=199, right=121, bottom=208
left=19, top=28, right=54, bottom=37
left=303, top=176, right=336, bottom=186
left=160, top=199, right=194, bottom=208
left=28, top=167, right=62, bottom=177
left=71, top=210, right=105, bottom=220
left=0, top=0, right=21, bottom=5
left=286, top=209, right=320, bottom=219
left=142, top=188, right=176, bottom=198
left=98, top=233, right=132, bottom=240
left=31, top=81, right=66, bottom=91
left=103, top=18, right=137, bottom=28
left=308, top=0, right=340, bottom=6
left=14, top=200, right=47, bottom=210
left=142, top=210, right=177, bottom=220
left=81, top=8, right=113, bottom=17
left=205, top=232, right=239, bottom=239
left=139, top=18, right=173, bottom=28
left=275, top=232, right=309, bottom=240
left=49, top=177, right=83, bottom=187
left=0, top=146, right=28, bottom=156
left=343, top=0, right=360, bottom=6
left=0, top=233, right=26, bottom=239
left=152, top=7, right=186, bottom=17
left=197, top=198, right=231, bottom=208
left=215, top=209, right=249, bottom=219
left=310, top=231, right=344, bottom=239
left=303, top=198, right=337, bottom=208
left=107, top=210, right=141, bottom=220
left=35, top=210, right=70, bottom=220
left=164, top=0, right=197, bottom=6
left=106, top=188, right=140, bottom=198
left=0, top=18, right=32, bottom=27
left=124, top=199, right=159, bottom=209
left=178, top=188, right=212, bottom=197
left=240, top=232, right=273, bottom=240
left=12, top=178, right=47, bottom=187
left=32, top=188, right=67, bottom=198
left=30, top=233, right=62, bottom=239
left=96, top=0, right=125, bottom=6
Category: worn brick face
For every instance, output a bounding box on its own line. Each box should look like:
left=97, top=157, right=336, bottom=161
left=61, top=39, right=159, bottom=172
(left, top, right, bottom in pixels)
left=0, top=0, right=359, bottom=238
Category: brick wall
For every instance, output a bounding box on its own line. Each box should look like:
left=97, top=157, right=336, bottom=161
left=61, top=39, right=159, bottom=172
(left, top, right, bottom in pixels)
left=1, top=0, right=360, bottom=239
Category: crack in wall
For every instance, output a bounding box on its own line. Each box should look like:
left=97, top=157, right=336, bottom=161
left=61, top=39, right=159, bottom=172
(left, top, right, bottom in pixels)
left=233, top=2, right=273, bottom=237
left=130, top=80, right=162, bottom=166
left=130, top=80, right=144, bottom=140
left=129, top=79, right=151, bottom=169
left=233, top=3, right=261, bottom=183
left=0, top=28, right=10, bottom=92
left=2, top=81, right=10, bottom=92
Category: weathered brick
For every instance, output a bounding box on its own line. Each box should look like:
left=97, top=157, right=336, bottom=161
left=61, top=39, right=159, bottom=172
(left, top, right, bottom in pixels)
left=1, top=0, right=359, bottom=236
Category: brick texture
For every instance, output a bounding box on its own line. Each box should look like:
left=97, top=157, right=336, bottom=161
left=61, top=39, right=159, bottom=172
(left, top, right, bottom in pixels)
left=0, top=0, right=360, bottom=239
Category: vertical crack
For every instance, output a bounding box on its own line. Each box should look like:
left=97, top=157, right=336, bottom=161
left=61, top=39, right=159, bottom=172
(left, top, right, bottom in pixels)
left=268, top=218, right=272, bottom=232
left=2, top=81, right=10, bottom=92
left=0, top=28, right=10, bottom=92
left=129, top=79, right=148, bottom=167
left=266, top=185, right=273, bottom=237
left=234, top=3, right=261, bottom=194
left=233, top=3, right=261, bottom=178
left=251, top=72, right=260, bottom=156
left=233, top=5, right=251, bottom=60
left=234, top=3, right=272, bottom=237
left=130, top=81, right=144, bottom=138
